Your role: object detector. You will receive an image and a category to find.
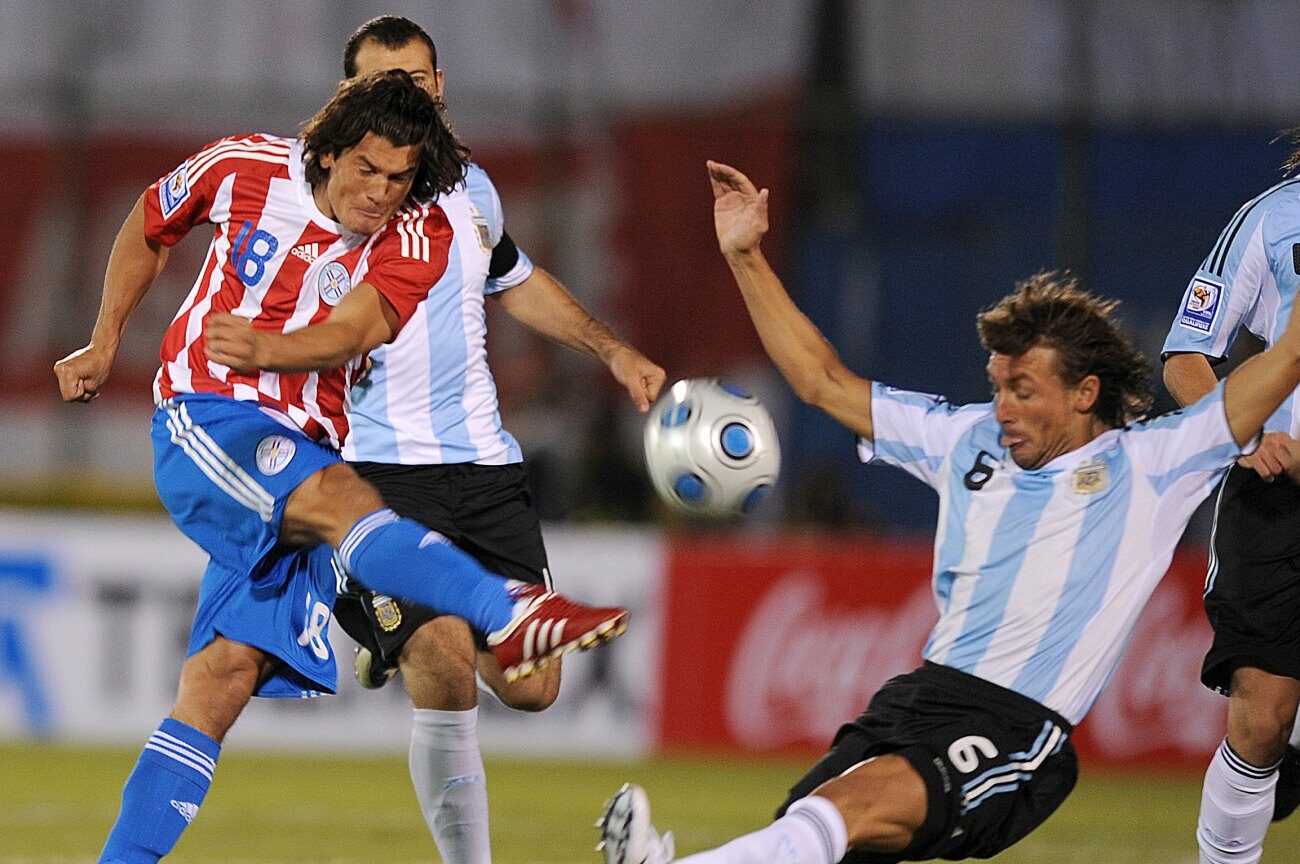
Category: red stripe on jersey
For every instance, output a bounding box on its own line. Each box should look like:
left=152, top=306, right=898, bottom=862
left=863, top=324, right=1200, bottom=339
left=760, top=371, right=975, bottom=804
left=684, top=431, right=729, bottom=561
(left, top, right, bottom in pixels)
left=360, top=203, right=455, bottom=332
left=188, top=136, right=291, bottom=185
left=152, top=138, right=455, bottom=449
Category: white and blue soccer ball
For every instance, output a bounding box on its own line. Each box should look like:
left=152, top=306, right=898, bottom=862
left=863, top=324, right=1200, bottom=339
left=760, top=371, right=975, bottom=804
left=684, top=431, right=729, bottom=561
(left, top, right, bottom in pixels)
left=644, top=378, right=780, bottom=517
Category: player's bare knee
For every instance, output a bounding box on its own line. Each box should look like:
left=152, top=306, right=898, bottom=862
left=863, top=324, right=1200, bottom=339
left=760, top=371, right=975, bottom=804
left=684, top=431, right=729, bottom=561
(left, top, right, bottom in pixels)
left=173, top=638, right=265, bottom=740
left=399, top=618, right=479, bottom=709
left=494, top=661, right=561, bottom=712
left=283, top=462, right=386, bottom=545
left=813, top=755, right=927, bottom=853
left=1231, top=700, right=1296, bottom=758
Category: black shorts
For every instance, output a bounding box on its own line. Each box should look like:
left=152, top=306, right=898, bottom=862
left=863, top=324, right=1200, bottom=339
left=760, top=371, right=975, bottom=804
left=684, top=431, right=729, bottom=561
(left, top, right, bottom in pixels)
left=333, top=462, right=550, bottom=660
left=776, top=663, right=1078, bottom=863
left=1202, top=464, right=1300, bottom=693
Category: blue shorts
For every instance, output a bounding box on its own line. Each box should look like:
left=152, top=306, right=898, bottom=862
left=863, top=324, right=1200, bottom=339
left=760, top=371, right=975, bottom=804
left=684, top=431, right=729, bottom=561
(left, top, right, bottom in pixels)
left=152, top=394, right=344, bottom=696
left=188, top=546, right=340, bottom=697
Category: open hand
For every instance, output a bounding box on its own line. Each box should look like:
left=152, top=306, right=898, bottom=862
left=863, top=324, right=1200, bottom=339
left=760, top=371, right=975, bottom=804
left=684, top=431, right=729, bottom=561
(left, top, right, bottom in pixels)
left=707, top=160, right=769, bottom=257
left=1238, top=430, right=1296, bottom=482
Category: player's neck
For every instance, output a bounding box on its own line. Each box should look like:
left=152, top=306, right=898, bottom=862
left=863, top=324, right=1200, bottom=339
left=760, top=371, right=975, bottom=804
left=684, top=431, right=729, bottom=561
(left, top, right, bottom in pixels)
left=311, top=183, right=337, bottom=222
left=1041, top=416, right=1112, bottom=467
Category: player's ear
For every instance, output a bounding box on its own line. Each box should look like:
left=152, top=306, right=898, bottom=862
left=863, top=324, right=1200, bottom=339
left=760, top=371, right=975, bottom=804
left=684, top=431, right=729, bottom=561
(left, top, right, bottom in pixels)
left=1074, top=374, right=1101, bottom=415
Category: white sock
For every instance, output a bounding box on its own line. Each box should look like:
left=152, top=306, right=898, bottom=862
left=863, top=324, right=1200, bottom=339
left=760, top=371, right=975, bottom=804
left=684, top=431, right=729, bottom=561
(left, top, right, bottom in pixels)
left=410, top=707, right=491, bottom=864
left=1289, top=710, right=1300, bottom=750
left=676, top=795, right=848, bottom=864
left=1197, top=739, right=1279, bottom=864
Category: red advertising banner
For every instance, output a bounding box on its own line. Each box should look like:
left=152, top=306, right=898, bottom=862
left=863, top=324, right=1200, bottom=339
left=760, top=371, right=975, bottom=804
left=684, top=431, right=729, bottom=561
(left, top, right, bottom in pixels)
left=657, top=535, right=1226, bottom=770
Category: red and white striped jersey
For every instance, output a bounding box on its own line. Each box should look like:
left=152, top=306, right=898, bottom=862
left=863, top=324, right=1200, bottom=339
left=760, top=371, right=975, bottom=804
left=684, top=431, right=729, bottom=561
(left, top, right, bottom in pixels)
left=142, top=133, right=452, bottom=448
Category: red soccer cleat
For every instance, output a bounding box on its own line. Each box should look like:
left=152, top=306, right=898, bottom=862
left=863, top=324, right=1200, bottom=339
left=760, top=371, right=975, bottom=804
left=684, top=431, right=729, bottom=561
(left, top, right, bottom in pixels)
left=486, top=582, right=629, bottom=682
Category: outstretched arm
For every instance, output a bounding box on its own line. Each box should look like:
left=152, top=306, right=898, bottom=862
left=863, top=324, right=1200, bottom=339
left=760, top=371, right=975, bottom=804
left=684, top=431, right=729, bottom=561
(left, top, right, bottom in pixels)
left=205, top=282, right=400, bottom=374
left=709, top=160, right=874, bottom=440
left=55, top=193, right=169, bottom=402
left=1166, top=350, right=1296, bottom=481
left=493, top=268, right=665, bottom=412
left=1222, top=304, right=1300, bottom=448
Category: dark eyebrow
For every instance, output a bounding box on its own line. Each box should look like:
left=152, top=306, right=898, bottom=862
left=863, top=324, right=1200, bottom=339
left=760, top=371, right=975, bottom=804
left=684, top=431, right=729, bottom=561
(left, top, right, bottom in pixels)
left=359, top=155, right=416, bottom=179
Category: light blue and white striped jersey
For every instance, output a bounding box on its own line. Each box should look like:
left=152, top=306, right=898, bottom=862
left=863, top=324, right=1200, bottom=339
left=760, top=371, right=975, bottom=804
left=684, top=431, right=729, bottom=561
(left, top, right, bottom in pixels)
left=860, top=381, right=1242, bottom=724
left=344, top=163, right=534, bottom=464
left=1162, top=177, right=1300, bottom=436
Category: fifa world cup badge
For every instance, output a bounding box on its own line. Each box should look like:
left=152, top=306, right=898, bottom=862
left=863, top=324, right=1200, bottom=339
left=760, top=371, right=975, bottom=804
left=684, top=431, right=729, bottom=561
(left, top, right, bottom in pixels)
left=160, top=163, right=190, bottom=218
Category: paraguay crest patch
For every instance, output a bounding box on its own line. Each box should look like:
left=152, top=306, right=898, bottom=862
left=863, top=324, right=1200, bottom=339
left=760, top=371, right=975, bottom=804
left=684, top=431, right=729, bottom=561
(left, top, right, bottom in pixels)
left=317, top=261, right=352, bottom=307
left=1178, top=278, right=1222, bottom=333
left=1071, top=454, right=1110, bottom=496
left=160, top=163, right=190, bottom=218
left=254, top=435, right=296, bottom=476
left=371, top=594, right=403, bottom=632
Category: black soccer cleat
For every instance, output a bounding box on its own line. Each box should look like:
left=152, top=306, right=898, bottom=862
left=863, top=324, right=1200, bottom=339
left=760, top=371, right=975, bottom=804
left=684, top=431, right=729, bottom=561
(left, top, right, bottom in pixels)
left=1273, top=744, right=1300, bottom=822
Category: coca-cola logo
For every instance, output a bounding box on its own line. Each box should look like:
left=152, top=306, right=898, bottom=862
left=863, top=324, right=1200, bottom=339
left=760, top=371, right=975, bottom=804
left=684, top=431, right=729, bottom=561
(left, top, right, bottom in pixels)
left=720, top=568, right=1225, bottom=765
left=724, top=572, right=936, bottom=748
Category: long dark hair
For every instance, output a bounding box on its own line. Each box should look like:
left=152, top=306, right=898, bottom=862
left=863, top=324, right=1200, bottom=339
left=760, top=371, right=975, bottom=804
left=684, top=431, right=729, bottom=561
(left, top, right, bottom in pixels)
left=301, top=69, right=468, bottom=201
left=977, top=272, right=1153, bottom=428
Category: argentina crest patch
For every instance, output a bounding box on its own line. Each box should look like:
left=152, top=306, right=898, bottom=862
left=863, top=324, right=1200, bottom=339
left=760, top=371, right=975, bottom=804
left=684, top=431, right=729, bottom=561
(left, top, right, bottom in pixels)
left=1071, top=454, right=1110, bottom=496
left=371, top=594, right=403, bottom=632
left=255, top=435, right=296, bottom=476
left=317, top=261, right=352, bottom=307
left=160, top=163, right=190, bottom=218
left=470, top=208, right=492, bottom=253
left=1178, top=277, right=1222, bottom=333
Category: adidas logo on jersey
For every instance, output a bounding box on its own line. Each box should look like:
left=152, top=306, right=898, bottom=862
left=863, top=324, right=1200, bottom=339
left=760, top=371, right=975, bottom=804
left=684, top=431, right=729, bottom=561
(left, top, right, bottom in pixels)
left=290, top=242, right=319, bottom=263
left=170, top=800, right=199, bottom=824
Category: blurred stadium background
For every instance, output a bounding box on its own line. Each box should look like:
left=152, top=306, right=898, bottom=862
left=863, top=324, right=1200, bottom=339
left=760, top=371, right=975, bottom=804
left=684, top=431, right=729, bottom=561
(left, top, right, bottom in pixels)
left=4, top=0, right=1300, bottom=861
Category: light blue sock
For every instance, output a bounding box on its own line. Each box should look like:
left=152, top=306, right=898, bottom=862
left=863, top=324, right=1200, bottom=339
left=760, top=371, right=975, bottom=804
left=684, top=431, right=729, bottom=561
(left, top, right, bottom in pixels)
left=338, top=510, right=517, bottom=634
left=98, top=718, right=220, bottom=864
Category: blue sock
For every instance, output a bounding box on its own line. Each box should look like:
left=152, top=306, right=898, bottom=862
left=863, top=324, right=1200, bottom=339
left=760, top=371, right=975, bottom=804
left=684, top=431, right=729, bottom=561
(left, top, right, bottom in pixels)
left=98, top=718, right=220, bottom=864
left=338, top=510, right=517, bottom=634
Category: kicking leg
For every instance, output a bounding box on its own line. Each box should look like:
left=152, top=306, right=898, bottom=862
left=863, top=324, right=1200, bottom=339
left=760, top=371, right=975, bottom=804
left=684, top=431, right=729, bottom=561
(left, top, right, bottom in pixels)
left=283, top=463, right=627, bottom=680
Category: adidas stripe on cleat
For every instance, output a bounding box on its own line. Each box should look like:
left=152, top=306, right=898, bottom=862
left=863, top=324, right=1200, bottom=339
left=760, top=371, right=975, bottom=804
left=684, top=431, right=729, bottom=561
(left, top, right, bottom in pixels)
left=486, top=581, right=629, bottom=683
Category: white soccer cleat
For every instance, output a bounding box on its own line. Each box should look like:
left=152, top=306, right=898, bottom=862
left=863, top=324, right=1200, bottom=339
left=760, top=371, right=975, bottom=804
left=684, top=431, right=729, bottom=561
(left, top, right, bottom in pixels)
left=598, top=783, right=675, bottom=864
left=352, top=645, right=398, bottom=690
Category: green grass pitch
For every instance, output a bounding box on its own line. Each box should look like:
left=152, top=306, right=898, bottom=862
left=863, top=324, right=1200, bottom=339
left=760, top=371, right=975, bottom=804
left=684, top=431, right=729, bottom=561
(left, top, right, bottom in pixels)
left=3, top=742, right=1299, bottom=863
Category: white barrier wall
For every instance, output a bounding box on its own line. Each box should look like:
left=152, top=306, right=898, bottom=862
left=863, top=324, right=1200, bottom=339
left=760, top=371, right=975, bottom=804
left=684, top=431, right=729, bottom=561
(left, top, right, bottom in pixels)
left=0, top=511, right=663, bottom=756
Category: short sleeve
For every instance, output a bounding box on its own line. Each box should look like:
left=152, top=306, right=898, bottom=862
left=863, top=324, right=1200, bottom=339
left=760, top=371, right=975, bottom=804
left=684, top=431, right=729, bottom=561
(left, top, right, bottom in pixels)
left=142, top=134, right=288, bottom=247
left=859, top=382, right=991, bottom=489
left=465, top=165, right=534, bottom=294
left=362, top=204, right=454, bottom=335
left=1162, top=209, right=1270, bottom=363
left=486, top=232, right=535, bottom=294
left=1125, top=380, right=1243, bottom=489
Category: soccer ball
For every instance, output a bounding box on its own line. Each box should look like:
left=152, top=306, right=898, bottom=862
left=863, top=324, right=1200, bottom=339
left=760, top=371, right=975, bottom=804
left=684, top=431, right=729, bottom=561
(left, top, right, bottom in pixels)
left=644, top=378, right=780, bottom=516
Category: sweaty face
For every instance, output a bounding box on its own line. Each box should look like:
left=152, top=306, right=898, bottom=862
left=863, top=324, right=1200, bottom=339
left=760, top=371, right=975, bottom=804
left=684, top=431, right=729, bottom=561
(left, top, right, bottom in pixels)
left=987, top=345, right=1100, bottom=470
left=314, top=132, right=420, bottom=235
left=351, top=38, right=443, bottom=99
